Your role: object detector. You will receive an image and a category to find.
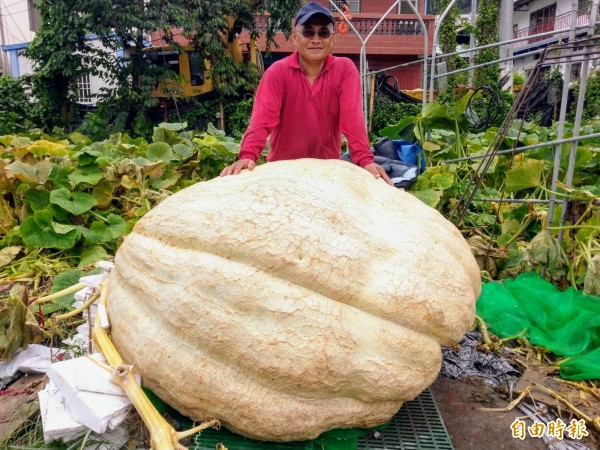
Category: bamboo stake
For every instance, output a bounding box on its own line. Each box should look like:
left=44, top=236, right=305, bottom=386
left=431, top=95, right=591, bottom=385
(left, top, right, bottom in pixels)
left=368, top=75, right=376, bottom=132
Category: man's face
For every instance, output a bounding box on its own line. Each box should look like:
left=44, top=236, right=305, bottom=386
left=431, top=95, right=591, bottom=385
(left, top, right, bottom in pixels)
left=292, top=15, right=334, bottom=65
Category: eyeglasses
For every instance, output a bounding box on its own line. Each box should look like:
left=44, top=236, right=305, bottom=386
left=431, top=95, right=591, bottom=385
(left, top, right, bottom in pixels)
left=295, top=28, right=333, bottom=39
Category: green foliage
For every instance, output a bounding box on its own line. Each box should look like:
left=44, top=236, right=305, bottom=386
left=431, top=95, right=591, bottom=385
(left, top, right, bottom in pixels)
left=0, top=124, right=240, bottom=268
left=21, top=0, right=302, bottom=135
left=473, top=0, right=500, bottom=90
left=0, top=76, right=39, bottom=134
left=378, top=95, right=600, bottom=286
left=370, top=96, right=421, bottom=141
left=226, top=97, right=255, bottom=140
left=513, top=73, right=526, bottom=86
left=570, top=69, right=600, bottom=121
left=437, top=0, right=464, bottom=97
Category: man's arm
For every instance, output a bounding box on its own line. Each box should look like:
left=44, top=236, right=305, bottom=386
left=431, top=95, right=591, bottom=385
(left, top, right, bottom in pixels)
left=221, top=66, right=284, bottom=177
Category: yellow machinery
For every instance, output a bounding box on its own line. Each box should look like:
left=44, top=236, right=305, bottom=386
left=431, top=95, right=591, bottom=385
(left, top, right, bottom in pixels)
left=145, top=16, right=260, bottom=99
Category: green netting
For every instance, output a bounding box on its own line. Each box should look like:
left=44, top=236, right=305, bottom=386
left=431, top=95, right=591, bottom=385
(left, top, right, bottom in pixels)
left=476, top=272, right=600, bottom=380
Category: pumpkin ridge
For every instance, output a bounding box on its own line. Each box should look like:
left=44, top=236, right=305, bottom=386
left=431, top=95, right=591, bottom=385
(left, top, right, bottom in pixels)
left=117, top=229, right=470, bottom=349
left=109, top=234, right=443, bottom=403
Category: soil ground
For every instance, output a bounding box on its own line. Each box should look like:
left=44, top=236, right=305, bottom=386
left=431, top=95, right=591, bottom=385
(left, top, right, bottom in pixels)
left=431, top=375, right=599, bottom=450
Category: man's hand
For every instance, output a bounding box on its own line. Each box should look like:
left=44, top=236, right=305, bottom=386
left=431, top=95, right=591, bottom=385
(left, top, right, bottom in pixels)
left=363, top=163, right=394, bottom=186
left=220, top=159, right=256, bottom=176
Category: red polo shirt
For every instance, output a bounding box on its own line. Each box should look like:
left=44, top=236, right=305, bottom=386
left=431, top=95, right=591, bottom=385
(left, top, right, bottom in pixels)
left=239, top=51, right=374, bottom=168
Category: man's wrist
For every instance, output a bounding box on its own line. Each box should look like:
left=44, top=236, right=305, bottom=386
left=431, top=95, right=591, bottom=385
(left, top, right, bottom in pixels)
left=238, top=151, right=257, bottom=162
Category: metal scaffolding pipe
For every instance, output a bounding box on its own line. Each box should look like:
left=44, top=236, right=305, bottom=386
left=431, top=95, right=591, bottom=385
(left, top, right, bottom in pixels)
left=442, top=132, right=600, bottom=164
left=475, top=198, right=600, bottom=205
left=556, top=0, right=600, bottom=245
left=428, top=0, right=459, bottom=103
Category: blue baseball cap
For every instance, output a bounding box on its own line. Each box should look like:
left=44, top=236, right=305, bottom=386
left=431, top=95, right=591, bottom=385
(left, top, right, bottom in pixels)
left=295, top=2, right=335, bottom=25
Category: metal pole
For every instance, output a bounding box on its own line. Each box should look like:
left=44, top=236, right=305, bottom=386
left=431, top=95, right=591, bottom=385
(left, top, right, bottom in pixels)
left=327, top=1, right=367, bottom=125
left=442, top=132, right=600, bottom=163
left=400, top=0, right=429, bottom=107
left=435, top=48, right=547, bottom=78
left=437, top=22, right=599, bottom=60
left=546, top=0, right=580, bottom=234
left=499, top=0, right=514, bottom=92
left=429, top=0, right=459, bottom=103
left=475, top=198, right=600, bottom=205
left=361, top=0, right=403, bottom=121
left=468, top=0, right=477, bottom=86
left=367, top=58, right=424, bottom=76
left=0, top=4, right=11, bottom=76
left=556, top=0, right=600, bottom=244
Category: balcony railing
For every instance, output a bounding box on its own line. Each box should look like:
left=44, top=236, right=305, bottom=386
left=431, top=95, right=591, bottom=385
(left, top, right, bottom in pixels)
left=513, top=5, right=591, bottom=48
left=257, top=14, right=432, bottom=37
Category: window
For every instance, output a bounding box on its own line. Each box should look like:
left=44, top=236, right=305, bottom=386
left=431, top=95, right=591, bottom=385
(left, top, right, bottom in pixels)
left=330, top=0, right=360, bottom=14
left=188, top=51, right=205, bottom=87
left=77, top=74, right=93, bottom=104
left=529, top=4, right=556, bottom=29
left=28, top=0, right=41, bottom=32
left=399, top=0, right=418, bottom=14
left=578, top=0, right=590, bottom=10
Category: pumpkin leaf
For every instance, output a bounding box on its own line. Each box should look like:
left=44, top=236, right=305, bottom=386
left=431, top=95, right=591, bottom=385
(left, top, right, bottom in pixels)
left=28, top=140, right=70, bottom=158
left=50, top=188, right=97, bottom=215
left=1, top=286, right=45, bottom=360
left=380, top=116, right=416, bottom=140
left=68, top=131, right=92, bottom=145
left=81, top=214, right=126, bottom=244
left=153, top=126, right=183, bottom=146
left=172, top=143, right=195, bottom=159
left=77, top=245, right=109, bottom=268
left=157, top=122, right=187, bottom=131
left=147, top=142, right=174, bottom=162
left=505, top=159, right=545, bottom=192
left=42, top=269, right=82, bottom=314
left=583, top=255, right=600, bottom=296
left=430, top=172, right=455, bottom=190
left=68, top=167, right=105, bottom=186
left=528, top=231, right=569, bottom=276
left=411, top=188, right=442, bottom=207
left=151, top=171, right=181, bottom=190
left=48, top=164, right=72, bottom=189
left=23, top=188, right=50, bottom=211
left=20, top=210, right=80, bottom=249
left=422, top=141, right=441, bottom=151
left=91, top=179, right=114, bottom=209
left=5, top=160, right=53, bottom=184
left=11, top=136, right=32, bottom=147
left=0, top=246, right=21, bottom=267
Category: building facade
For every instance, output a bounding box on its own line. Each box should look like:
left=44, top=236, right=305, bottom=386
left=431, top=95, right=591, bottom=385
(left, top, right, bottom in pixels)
left=513, top=0, right=593, bottom=77
left=151, top=1, right=435, bottom=91
left=0, top=0, right=110, bottom=105
left=255, top=0, right=435, bottom=90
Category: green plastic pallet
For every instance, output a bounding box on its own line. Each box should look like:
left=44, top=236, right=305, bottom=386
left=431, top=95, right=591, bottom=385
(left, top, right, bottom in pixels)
left=190, top=389, right=454, bottom=450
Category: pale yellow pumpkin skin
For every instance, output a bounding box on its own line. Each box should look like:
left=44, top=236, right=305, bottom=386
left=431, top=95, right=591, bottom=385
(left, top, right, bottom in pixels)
left=106, top=159, right=481, bottom=441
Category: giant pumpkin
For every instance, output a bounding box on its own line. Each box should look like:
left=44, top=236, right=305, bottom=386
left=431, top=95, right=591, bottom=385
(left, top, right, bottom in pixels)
left=106, top=158, right=480, bottom=442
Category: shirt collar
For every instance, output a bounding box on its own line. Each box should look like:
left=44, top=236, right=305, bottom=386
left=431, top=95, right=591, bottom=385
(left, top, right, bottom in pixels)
left=288, top=51, right=334, bottom=72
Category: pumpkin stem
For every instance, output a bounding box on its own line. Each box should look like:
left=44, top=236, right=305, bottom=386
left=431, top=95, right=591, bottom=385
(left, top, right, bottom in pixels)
left=93, top=281, right=219, bottom=450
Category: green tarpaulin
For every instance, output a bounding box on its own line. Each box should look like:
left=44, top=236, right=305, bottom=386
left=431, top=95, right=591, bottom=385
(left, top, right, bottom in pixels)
left=477, top=272, right=600, bottom=380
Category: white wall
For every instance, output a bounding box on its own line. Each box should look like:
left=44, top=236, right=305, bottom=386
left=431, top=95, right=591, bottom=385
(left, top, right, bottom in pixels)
left=0, top=0, right=36, bottom=45
left=514, top=0, right=576, bottom=32
left=0, top=0, right=113, bottom=106
left=512, top=0, right=584, bottom=76
left=0, top=0, right=36, bottom=74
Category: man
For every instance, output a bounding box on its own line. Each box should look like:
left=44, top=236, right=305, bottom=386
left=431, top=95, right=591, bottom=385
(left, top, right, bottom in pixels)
left=220, top=1, right=392, bottom=185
